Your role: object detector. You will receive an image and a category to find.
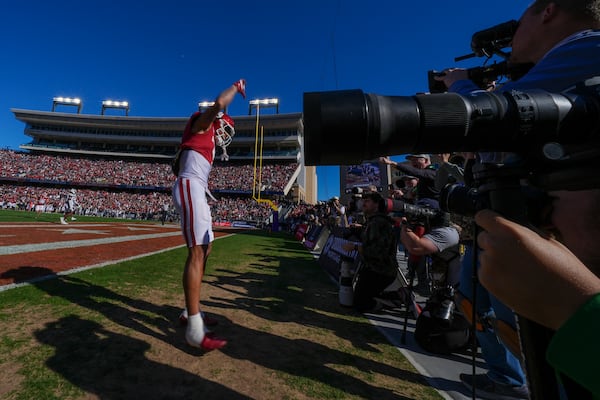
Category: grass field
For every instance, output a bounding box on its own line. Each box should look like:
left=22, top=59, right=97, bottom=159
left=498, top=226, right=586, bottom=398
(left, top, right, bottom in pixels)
left=0, top=211, right=442, bottom=400
left=0, top=209, right=158, bottom=224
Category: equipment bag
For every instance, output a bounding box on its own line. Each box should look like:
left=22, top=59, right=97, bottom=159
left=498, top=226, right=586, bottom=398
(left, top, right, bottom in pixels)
left=414, top=286, right=470, bottom=355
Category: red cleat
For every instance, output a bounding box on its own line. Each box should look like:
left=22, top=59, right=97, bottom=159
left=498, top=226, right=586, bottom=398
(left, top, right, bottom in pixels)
left=234, top=79, right=246, bottom=99
left=186, top=330, right=227, bottom=351
left=197, top=333, right=228, bottom=351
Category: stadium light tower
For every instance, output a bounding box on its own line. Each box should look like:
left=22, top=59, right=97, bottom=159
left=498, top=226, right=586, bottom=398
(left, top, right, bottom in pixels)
left=52, top=97, right=82, bottom=113
left=101, top=100, right=129, bottom=116
left=248, top=98, right=279, bottom=115
left=198, top=101, right=227, bottom=114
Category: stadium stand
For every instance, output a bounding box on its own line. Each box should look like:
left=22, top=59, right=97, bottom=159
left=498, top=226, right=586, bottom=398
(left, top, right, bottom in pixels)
left=0, top=104, right=316, bottom=226
left=2, top=106, right=312, bottom=227
left=0, top=150, right=300, bottom=226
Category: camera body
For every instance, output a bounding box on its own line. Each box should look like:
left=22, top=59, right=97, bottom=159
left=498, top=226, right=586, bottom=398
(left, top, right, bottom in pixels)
left=428, top=19, right=533, bottom=93
left=386, top=199, right=445, bottom=229
left=428, top=61, right=534, bottom=93
left=351, top=186, right=364, bottom=199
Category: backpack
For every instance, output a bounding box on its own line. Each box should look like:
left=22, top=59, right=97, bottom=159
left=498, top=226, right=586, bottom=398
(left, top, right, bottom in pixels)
left=414, top=286, right=471, bottom=355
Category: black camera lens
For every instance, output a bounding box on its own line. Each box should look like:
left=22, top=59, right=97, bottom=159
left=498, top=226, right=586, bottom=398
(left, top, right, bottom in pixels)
left=395, top=179, right=406, bottom=189
left=440, top=184, right=482, bottom=217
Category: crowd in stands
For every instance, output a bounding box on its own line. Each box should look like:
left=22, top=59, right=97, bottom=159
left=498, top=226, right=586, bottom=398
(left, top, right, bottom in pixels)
left=0, top=150, right=297, bottom=193
left=1, top=150, right=174, bottom=188
left=211, top=196, right=273, bottom=224
left=0, top=185, right=276, bottom=224
left=0, top=185, right=173, bottom=220
left=209, top=162, right=297, bottom=193
left=0, top=150, right=299, bottom=225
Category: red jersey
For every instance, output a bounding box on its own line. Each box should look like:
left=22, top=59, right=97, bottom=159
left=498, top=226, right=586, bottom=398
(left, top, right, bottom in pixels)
left=179, top=112, right=216, bottom=165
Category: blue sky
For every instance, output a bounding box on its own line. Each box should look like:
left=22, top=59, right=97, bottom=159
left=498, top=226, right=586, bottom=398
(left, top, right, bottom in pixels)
left=0, top=1, right=528, bottom=201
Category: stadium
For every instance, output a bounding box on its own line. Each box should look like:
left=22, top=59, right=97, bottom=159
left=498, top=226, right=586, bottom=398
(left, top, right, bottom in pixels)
left=0, top=97, right=484, bottom=400
left=3, top=100, right=317, bottom=228
left=3, top=0, right=597, bottom=397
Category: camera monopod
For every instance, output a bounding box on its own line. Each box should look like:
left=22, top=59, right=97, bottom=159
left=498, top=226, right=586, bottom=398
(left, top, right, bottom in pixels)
left=400, top=224, right=426, bottom=345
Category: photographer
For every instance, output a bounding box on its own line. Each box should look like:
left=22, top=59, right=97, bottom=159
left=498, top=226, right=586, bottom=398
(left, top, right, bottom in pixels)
left=434, top=2, right=600, bottom=398
left=399, top=199, right=460, bottom=294
left=341, top=192, right=399, bottom=312
left=380, top=154, right=439, bottom=201
left=392, top=175, right=419, bottom=204
left=438, top=2, right=600, bottom=95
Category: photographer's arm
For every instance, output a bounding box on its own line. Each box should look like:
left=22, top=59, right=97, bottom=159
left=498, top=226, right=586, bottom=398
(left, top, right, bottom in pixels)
left=399, top=223, right=438, bottom=256
left=475, top=209, right=600, bottom=331
left=475, top=209, right=600, bottom=396
left=379, top=157, right=436, bottom=180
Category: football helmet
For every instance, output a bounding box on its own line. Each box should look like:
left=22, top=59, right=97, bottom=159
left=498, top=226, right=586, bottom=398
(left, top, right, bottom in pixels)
left=213, top=112, right=235, bottom=148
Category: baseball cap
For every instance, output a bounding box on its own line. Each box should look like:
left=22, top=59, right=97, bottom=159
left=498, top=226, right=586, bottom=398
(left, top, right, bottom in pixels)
left=400, top=175, right=418, bottom=180
left=407, top=154, right=430, bottom=161
left=416, top=198, right=440, bottom=210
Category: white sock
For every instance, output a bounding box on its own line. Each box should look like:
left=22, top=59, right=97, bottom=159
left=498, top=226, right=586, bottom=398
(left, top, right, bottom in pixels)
left=182, top=308, right=210, bottom=333
left=185, top=313, right=205, bottom=347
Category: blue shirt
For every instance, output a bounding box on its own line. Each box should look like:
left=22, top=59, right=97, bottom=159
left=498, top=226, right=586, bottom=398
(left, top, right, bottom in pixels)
left=449, top=30, right=600, bottom=163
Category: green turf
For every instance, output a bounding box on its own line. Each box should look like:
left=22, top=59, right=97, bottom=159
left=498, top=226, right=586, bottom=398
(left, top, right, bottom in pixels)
left=0, top=209, right=157, bottom=223
left=0, top=218, right=442, bottom=399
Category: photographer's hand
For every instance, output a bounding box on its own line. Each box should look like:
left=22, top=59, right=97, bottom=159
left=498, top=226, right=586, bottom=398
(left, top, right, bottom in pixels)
left=379, top=156, right=395, bottom=166
left=475, top=209, right=600, bottom=331
left=391, top=189, right=404, bottom=199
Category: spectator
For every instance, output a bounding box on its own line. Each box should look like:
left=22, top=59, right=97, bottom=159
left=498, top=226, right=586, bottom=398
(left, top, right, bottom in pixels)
left=342, top=192, right=399, bottom=312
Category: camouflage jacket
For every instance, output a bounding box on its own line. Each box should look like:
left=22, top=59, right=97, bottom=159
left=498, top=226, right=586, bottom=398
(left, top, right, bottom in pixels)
left=360, top=213, right=399, bottom=278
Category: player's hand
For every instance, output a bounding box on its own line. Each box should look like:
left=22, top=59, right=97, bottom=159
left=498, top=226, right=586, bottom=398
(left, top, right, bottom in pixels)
left=233, top=79, right=246, bottom=99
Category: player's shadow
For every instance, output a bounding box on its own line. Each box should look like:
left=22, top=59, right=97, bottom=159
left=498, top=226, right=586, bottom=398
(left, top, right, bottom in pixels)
left=0, top=265, right=58, bottom=284
left=3, top=266, right=190, bottom=352
left=205, top=313, right=426, bottom=400
left=206, top=249, right=394, bottom=353
left=34, top=315, right=250, bottom=400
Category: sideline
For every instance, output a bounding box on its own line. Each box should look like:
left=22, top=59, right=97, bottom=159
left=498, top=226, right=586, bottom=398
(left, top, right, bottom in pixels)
left=0, top=227, right=234, bottom=292
left=311, top=248, right=486, bottom=400
left=0, top=231, right=182, bottom=255
left=0, top=244, right=185, bottom=292
left=365, top=256, right=486, bottom=400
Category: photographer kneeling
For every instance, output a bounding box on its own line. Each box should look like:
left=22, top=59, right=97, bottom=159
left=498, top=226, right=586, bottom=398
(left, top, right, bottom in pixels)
left=342, top=192, right=399, bottom=313
left=399, top=199, right=461, bottom=294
